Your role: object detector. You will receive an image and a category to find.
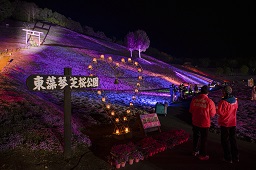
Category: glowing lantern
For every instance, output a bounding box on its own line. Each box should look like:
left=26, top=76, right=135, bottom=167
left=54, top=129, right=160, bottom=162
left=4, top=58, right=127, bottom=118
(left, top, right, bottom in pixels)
left=138, top=76, right=142, bottom=80
left=115, top=62, right=119, bottom=67
left=128, top=58, right=132, bottom=62
left=136, top=83, right=140, bottom=87
left=124, top=127, right=129, bottom=133
left=130, top=102, right=133, bottom=106
left=132, top=96, right=136, bottom=100
left=138, top=68, right=142, bottom=72
left=93, top=58, right=97, bottom=63
left=123, top=116, right=127, bottom=121
left=115, top=118, right=119, bottom=123
left=126, top=109, right=131, bottom=114
left=106, top=104, right=111, bottom=109
left=100, top=54, right=104, bottom=59
left=88, top=65, right=93, bottom=70
left=121, top=58, right=125, bottom=63
left=111, top=111, right=115, bottom=116
left=134, top=62, right=138, bottom=66
left=108, top=56, right=112, bottom=62
left=115, top=129, right=120, bottom=134
left=97, top=90, right=101, bottom=95
left=89, top=73, right=93, bottom=76
left=135, top=89, right=138, bottom=93
left=102, top=97, right=106, bottom=102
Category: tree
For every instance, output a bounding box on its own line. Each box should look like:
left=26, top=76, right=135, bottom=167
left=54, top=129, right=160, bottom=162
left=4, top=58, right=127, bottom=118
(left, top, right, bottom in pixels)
left=198, top=58, right=210, bottom=68
left=249, top=59, right=256, bottom=75
left=240, top=65, right=249, bottom=75
left=12, top=1, right=38, bottom=22
left=124, top=32, right=136, bottom=57
left=0, top=0, right=13, bottom=22
left=135, top=30, right=150, bottom=58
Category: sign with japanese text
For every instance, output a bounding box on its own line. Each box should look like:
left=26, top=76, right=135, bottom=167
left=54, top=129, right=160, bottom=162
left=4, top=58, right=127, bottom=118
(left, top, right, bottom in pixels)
left=26, top=75, right=99, bottom=91
left=140, top=113, right=161, bottom=129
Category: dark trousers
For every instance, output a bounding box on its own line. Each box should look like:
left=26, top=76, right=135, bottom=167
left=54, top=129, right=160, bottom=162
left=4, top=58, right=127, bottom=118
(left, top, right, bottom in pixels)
left=192, top=125, right=209, bottom=156
left=220, top=126, right=239, bottom=161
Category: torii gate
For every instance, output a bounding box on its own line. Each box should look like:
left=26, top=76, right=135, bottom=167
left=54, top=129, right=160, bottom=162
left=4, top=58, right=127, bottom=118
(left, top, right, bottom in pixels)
left=22, top=29, right=44, bottom=46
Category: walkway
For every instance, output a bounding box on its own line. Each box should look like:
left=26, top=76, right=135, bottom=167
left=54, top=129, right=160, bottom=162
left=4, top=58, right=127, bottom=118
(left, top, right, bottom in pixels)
left=120, top=101, right=256, bottom=170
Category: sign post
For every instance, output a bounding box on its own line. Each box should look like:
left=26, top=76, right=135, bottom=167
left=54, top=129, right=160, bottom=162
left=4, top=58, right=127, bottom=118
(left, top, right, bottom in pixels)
left=64, top=68, right=72, bottom=158
left=26, top=68, right=99, bottom=159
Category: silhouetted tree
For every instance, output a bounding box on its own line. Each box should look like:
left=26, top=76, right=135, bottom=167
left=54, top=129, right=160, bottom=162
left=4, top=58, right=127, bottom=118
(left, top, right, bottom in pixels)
left=198, top=58, right=210, bottom=68
left=135, top=30, right=150, bottom=58
left=12, top=1, right=38, bottom=22
left=240, top=65, right=249, bottom=75
left=249, top=59, right=256, bottom=75
left=124, top=32, right=136, bottom=57
left=0, top=0, right=13, bottom=22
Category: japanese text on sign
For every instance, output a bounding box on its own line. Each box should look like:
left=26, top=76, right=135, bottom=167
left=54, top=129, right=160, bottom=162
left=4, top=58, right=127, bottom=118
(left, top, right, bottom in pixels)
left=26, top=75, right=99, bottom=91
left=139, top=113, right=161, bottom=129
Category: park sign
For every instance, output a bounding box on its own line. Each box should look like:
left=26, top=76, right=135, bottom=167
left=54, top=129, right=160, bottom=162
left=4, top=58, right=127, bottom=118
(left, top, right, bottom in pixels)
left=26, top=75, right=99, bottom=91
left=26, top=68, right=99, bottom=159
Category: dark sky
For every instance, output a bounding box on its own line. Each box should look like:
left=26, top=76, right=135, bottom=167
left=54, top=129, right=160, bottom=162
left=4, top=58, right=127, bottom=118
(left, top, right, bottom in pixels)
left=28, top=0, right=255, bottom=59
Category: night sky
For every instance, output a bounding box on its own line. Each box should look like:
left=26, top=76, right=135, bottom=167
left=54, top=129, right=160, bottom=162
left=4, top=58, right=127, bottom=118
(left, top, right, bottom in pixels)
left=28, top=0, right=255, bottom=59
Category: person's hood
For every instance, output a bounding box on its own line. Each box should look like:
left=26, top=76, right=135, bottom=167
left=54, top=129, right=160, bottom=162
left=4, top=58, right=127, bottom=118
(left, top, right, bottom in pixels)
left=222, top=95, right=236, bottom=104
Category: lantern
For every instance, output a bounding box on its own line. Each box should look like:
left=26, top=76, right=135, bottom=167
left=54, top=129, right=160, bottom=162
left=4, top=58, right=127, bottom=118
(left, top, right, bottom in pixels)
left=100, top=54, right=104, bottom=59
left=115, top=118, right=119, bottom=123
left=124, top=127, right=129, bottom=133
left=106, top=104, right=111, bottom=109
left=115, top=129, right=120, bottom=134
left=97, top=90, right=101, bottom=95
left=93, top=58, right=97, bottom=63
left=121, top=58, right=125, bottom=63
left=102, top=97, right=106, bottom=102
left=88, top=65, right=93, bottom=70
left=138, top=76, right=143, bottom=80
left=123, top=116, right=127, bottom=121
left=111, top=111, right=115, bottom=116
left=134, top=62, right=138, bottom=66
left=128, top=58, right=132, bottom=62
left=126, top=109, right=131, bottom=114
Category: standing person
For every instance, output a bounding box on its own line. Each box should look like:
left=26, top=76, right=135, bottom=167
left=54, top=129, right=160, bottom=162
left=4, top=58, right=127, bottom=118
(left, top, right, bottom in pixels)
left=251, top=85, right=256, bottom=100
left=189, top=85, right=216, bottom=160
left=193, top=84, right=199, bottom=96
left=217, top=85, right=239, bottom=163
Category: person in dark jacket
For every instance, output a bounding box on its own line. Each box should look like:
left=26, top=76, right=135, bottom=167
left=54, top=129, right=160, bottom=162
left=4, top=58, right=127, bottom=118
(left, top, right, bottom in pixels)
left=217, top=85, right=239, bottom=163
left=189, top=85, right=216, bottom=160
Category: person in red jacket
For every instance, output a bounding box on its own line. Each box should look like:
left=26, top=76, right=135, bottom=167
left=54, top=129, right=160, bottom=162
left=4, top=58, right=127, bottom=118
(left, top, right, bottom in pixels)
left=189, top=85, right=216, bottom=160
left=217, top=85, right=239, bottom=163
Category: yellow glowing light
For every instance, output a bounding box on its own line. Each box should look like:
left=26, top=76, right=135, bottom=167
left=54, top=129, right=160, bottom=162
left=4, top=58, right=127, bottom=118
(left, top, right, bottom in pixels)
left=136, top=83, right=140, bottom=87
left=130, top=102, right=133, bottom=106
left=88, top=65, right=93, bottom=70
left=93, top=58, right=97, bottom=63
left=97, top=90, right=102, bottom=95
left=123, top=117, right=127, bottom=121
left=116, top=62, right=119, bottom=67
left=100, top=54, right=104, bottom=59
left=138, top=68, right=142, bottom=72
left=115, top=118, right=119, bottom=123
left=115, top=129, right=120, bottom=134
left=108, top=56, right=112, bottom=62
left=138, top=76, right=142, bottom=80
left=89, top=73, right=93, bottom=76
left=111, top=111, right=115, bottom=116
left=128, top=58, right=132, bottom=62
left=102, top=97, right=106, bottom=102
left=134, top=62, right=138, bottom=66
left=126, top=109, right=131, bottom=114
left=106, top=104, right=111, bottom=109
left=121, top=58, right=125, bottom=63
left=135, top=89, right=138, bottom=93
left=125, top=127, right=129, bottom=133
